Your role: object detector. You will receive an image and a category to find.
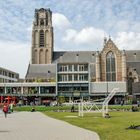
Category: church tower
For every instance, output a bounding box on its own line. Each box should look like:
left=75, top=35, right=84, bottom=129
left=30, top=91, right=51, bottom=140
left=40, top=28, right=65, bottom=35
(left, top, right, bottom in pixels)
left=31, top=8, right=53, bottom=64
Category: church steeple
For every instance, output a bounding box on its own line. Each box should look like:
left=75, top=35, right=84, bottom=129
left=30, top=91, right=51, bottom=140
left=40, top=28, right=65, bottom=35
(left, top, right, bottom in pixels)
left=31, top=8, right=53, bottom=64
left=103, top=37, right=107, bottom=47
left=34, top=8, right=52, bottom=27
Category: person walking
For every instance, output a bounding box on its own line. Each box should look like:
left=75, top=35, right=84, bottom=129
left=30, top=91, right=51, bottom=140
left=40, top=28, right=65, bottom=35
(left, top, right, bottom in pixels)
left=3, top=102, right=8, bottom=118
left=71, top=104, right=75, bottom=112
left=10, top=102, right=14, bottom=112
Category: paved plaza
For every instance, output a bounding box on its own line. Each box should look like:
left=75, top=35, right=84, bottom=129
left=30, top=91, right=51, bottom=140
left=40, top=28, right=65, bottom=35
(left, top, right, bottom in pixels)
left=0, top=111, right=100, bottom=140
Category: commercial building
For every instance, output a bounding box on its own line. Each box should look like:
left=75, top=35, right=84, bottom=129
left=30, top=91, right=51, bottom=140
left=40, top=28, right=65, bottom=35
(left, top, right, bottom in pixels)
left=0, top=67, right=19, bottom=104
left=0, top=67, right=19, bottom=83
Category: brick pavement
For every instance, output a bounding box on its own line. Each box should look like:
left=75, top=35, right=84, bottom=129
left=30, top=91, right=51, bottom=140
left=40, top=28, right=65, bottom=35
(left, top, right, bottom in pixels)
left=0, top=111, right=100, bottom=140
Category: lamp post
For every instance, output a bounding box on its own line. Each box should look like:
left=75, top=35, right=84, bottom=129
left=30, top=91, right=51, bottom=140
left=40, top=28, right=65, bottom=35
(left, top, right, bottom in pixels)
left=72, top=91, right=74, bottom=102
left=106, top=81, right=108, bottom=97
left=47, top=71, right=51, bottom=82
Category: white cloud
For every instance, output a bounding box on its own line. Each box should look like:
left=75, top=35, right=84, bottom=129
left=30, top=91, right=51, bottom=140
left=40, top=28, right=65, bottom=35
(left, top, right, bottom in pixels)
left=62, top=29, right=77, bottom=42
left=115, top=32, right=140, bottom=50
left=52, top=13, right=71, bottom=29
left=0, top=41, right=30, bottom=78
left=63, top=27, right=107, bottom=46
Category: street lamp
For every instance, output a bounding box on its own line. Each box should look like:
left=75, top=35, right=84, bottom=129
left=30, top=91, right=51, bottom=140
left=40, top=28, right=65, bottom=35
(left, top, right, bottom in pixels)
left=47, top=71, right=51, bottom=82
left=106, top=81, right=108, bottom=97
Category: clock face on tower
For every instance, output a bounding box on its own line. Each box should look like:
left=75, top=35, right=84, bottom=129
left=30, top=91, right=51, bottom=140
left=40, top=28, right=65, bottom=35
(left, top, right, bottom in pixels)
left=39, top=13, right=45, bottom=18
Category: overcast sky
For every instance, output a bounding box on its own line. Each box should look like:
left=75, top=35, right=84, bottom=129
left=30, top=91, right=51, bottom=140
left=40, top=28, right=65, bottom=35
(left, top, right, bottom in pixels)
left=0, top=0, right=140, bottom=78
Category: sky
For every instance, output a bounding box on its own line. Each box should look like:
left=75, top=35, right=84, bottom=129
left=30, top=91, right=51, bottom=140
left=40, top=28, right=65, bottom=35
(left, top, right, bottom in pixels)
left=0, top=0, right=140, bottom=78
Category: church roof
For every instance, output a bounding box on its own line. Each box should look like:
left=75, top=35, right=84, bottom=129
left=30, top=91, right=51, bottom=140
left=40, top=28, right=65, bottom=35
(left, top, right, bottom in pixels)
left=125, top=50, right=140, bottom=62
left=125, top=50, right=140, bottom=75
left=53, top=51, right=96, bottom=63
left=52, top=50, right=140, bottom=63
left=25, top=64, right=56, bottom=79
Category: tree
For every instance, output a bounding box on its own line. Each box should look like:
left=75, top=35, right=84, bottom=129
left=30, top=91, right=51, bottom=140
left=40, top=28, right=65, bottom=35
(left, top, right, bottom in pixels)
left=57, top=96, right=65, bottom=106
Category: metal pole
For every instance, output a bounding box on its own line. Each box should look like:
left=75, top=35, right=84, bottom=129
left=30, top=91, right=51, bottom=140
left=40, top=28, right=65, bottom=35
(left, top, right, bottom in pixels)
left=107, top=81, right=108, bottom=96
left=78, top=102, right=80, bottom=116
left=81, top=101, right=84, bottom=117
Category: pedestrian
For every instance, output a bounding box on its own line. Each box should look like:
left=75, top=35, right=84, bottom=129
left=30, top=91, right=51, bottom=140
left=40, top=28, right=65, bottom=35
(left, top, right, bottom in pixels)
left=0, top=103, right=3, bottom=114
left=10, top=102, right=14, bottom=112
left=121, top=99, right=124, bottom=106
left=3, top=103, right=8, bottom=118
left=71, top=104, right=74, bottom=112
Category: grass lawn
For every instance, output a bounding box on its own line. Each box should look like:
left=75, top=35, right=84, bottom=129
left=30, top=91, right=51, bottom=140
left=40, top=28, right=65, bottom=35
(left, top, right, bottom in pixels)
left=44, top=111, right=140, bottom=140
left=14, top=105, right=134, bottom=112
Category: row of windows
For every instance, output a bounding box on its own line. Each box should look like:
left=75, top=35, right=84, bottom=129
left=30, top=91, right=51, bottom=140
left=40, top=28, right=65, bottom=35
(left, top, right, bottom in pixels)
left=0, top=87, right=55, bottom=94
left=58, top=64, right=88, bottom=72
left=58, top=74, right=88, bottom=82
left=0, top=78, right=15, bottom=83
left=58, top=86, right=88, bottom=92
left=0, top=70, right=18, bottom=79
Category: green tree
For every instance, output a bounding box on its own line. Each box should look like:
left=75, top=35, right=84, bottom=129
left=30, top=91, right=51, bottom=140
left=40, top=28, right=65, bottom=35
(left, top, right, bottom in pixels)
left=58, top=96, right=65, bottom=106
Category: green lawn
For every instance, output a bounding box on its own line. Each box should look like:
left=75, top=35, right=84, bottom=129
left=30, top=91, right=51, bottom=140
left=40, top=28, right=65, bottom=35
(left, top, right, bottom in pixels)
left=14, top=105, right=135, bottom=112
left=44, top=111, right=140, bottom=140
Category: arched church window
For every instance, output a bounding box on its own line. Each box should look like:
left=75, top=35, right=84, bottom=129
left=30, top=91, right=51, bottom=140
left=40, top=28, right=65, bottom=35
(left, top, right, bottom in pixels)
left=106, top=51, right=116, bottom=81
left=40, top=19, right=44, bottom=26
left=40, top=30, right=44, bottom=47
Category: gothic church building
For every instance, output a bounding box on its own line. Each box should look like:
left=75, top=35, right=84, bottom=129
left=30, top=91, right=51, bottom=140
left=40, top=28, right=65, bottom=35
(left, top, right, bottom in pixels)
left=26, top=8, right=140, bottom=102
